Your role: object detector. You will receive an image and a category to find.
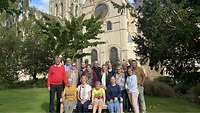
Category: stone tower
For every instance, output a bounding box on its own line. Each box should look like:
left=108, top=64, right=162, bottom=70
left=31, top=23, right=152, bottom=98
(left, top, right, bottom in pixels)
left=49, top=0, right=84, bottom=19
left=49, top=0, right=138, bottom=66
left=49, top=0, right=70, bottom=20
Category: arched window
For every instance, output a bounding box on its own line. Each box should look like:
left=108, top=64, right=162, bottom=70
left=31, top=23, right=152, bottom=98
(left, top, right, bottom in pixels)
left=95, top=3, right=108, bottom=18
left=61, top=3, right=64, bottom=18
left=55, top=4, right=58, bottom=16
left=110, top=47, right=119, bottom=66
left=91, top=49, right=98, bottom=66
left=107, top=21, right=112, bottom=31
left=75, top=5, right=78, bottom=16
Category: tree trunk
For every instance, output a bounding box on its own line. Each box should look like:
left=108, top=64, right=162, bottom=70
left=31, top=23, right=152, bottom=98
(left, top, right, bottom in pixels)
left=32, top=71, right=37, bottom=81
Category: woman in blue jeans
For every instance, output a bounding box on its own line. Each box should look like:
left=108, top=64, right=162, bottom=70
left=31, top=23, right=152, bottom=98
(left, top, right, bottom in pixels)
left=115, top=66, right=128, bottom=112
left=106, top=76, right=121, bottom=113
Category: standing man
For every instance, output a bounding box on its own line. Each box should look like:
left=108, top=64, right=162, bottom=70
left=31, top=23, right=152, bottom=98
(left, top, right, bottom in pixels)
left=92, top=60, right=102, bottom=81
left=48, top=55, right=68, bottom=113
left=107, top=62, right=115, bottom=76
left=132, top=60, right=146, bottom=113
left=64, top=58, right=72, bottom=72
left=128, top=58, right=134, bottom=67
left=84, top=59, right=89, bottom=67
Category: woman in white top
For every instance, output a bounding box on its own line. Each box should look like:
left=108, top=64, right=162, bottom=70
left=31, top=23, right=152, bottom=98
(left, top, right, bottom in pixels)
left=115, top=66, right=126, bottom=112
left=77, top=75, right=92, bottom=113
left=100, top=64, right=112, bottom=89
left=125, top=66, right=139, bottom=113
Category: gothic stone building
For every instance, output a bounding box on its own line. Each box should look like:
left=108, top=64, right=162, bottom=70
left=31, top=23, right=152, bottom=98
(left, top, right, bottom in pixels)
left=49, top=0, right=140, bottom=66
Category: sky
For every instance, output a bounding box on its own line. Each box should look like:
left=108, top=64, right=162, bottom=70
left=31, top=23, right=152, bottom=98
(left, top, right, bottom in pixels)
left=30, top=0, right=49, bottom=13
left=29, top=0, right=135, bottom=13
left=128, top=0, right=135, bottom=4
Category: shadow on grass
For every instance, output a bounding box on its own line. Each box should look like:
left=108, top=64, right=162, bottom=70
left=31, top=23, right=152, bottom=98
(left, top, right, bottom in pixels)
left=41, top=102, right=49, bottom=113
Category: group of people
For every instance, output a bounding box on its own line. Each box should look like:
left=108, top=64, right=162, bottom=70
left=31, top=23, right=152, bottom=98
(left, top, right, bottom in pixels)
left=47, top=55, right=146, bottom=113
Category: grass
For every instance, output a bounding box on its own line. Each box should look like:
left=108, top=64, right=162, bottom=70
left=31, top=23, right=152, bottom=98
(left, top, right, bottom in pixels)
left=0, top=88, right=48, bottom=113
left=146, top=96, right=200, bottom=113
left=0, top=88, right=200, bottom=113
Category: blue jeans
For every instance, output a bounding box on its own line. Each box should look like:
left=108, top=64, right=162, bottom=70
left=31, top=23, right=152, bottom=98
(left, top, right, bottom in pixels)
left=121, top=90, right=128, bottom=112
left=76, top=100, right=90, bottom=113
left=107, top=100, right=120, bottom=113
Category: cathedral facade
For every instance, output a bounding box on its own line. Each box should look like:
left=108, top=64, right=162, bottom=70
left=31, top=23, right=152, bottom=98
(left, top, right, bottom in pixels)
left=49, top=0, right=139, bottom=65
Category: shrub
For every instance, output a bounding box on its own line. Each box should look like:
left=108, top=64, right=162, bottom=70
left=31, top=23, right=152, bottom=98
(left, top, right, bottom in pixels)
left=174, top=82, right=192, bottom=95
left=0, top=83, right=10, bottom=90
left=0, top=79, right=47, bottom=90
left=191, top=84, right=200, bottom=104
left=156, top=76, right=175, bottom=87
left=33, top=79, right=47, bottom=88
left=144, top=80, right=176, bottom=97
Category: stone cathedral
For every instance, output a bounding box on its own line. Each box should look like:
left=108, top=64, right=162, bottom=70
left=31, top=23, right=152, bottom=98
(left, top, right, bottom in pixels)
left=49, top=0, right=141, bottom=66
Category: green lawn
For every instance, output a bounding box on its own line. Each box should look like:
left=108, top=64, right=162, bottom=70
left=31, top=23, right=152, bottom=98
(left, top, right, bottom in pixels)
left=0, top=88, right=200, bottom=113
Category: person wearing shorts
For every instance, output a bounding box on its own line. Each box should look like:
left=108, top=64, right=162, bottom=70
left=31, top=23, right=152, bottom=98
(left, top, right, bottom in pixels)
left=92, top=81, right=106, bottom=113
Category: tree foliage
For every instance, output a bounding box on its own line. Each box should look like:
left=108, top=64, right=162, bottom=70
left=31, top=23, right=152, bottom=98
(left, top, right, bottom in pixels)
left=0, top=0, right=19, bottom=14
left=0, top=27, right=22, bottom=83
left=112, top=0, right=200, bottom=85
left=0, top=0, right=24, bottom=83
left=38, top=14, right=104, bottom=60
left=18, top=14, right=53, bottom=81
left=0, top=0, right=104, bottom=82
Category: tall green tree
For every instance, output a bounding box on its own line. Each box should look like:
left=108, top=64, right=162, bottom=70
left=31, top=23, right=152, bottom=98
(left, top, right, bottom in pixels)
left=0, top=0, right=51, bottom=82
left=0, top=0, right=23, bottom=83
left=19, top=13, right=104, bottom=81
left=38, top=14, right=104, bottom=60
left=18, top=13, right=53, bottom=81
left=0, top=0, right=104, bottom=82
left=0, top=26, right=22, bottom=83
left=112, top=0, right=200, bottom=85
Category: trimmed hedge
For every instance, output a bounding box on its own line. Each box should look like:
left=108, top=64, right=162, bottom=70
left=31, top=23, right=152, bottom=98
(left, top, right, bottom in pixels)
left=144, top=80, right=176, bottom=97
left=191, top=84, right=200, bottom=104
left=155, top=76, right=175, bottom=87
left=0, top=79, right=47, bottom=90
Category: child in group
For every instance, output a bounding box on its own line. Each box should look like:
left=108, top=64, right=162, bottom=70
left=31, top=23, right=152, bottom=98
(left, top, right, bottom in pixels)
left=61, top=62, right=78, bottom=113
left=92, top=81, right=106, bottom=113
left=77, top=75, right=92, bottom=113
left=61, top=82, right=77, bottom=113
left=125, top=66, right=139, bottom=113
left=106, top=76, right=121, bottom=113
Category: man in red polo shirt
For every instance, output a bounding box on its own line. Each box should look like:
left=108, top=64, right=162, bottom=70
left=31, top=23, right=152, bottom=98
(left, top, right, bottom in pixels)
left=48, top=55, right=68, bottom=113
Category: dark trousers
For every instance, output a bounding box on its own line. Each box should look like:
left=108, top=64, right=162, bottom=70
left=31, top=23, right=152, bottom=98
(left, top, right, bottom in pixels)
left=121, top=90, right=128, bottom=112
left=49, top=84, right=63, bottom=113
left=76, top=100, right=90, bottom=113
